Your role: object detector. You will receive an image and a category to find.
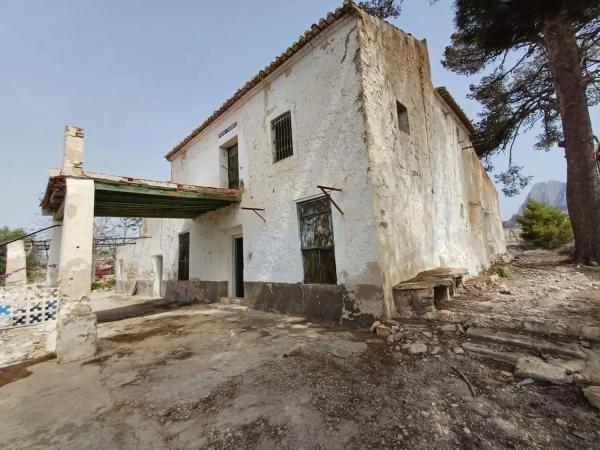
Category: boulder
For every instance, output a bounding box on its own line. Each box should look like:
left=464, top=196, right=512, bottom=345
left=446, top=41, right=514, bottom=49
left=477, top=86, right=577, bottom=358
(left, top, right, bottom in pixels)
left=515, top=356, right=573, bottom=385
left=582, top=386, right=600, bottom=410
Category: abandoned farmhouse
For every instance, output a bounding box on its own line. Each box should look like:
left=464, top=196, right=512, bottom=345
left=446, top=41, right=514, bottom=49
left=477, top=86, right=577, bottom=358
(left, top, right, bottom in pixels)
left=37, top=1, right=504, bottom=362
left=114, top=3, right=505, bottom=321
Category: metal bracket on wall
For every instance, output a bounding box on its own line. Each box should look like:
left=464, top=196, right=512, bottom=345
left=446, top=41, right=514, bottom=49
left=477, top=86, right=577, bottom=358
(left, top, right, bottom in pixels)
left=241, top=207, right=266, bottom=222
left=317, top=185, right=344, bottom=215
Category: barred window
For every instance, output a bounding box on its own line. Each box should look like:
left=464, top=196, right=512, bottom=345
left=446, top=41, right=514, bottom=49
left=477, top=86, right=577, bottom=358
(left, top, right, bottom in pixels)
left=272, top=111, right=293, bottom=162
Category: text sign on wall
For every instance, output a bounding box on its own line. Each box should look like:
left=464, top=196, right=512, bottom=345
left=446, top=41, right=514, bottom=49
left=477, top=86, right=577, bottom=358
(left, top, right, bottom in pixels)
left=218, top=122, right=237, bottom=138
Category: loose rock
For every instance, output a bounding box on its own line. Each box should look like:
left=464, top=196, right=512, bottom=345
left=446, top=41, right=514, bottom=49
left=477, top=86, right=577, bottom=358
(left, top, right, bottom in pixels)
left=439, top=324, right=457, bottom=332
left=555, top=418, right=568, bottom=428
left=375, top=325, right=391, bottom=337
left=453, top=346, right=465, bottom=354
left=370, top=321, right=381, bottom=333
left=408, top=342, right=428, bottom=355
left=515, top=356, right=573, bottom=385
left=582, top=386, right=600, bottom=410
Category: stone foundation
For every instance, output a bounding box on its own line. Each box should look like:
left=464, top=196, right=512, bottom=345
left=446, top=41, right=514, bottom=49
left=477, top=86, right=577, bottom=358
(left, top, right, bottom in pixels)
left=163, top=280, right=228, bottom=305
left=244, top=281, right=383, bottom=324
left=56, top=301, right=97, bottom=364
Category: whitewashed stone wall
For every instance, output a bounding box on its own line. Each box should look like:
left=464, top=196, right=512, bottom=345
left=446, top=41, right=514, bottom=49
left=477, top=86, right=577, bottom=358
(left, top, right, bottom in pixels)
left=356, top=12, right=505, bottom=317
left=117, top=11, right=505, bottom=322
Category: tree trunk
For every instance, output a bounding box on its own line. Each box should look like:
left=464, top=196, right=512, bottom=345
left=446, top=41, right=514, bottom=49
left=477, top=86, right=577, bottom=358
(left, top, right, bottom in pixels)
left=543, top=15, right=600, bottom=264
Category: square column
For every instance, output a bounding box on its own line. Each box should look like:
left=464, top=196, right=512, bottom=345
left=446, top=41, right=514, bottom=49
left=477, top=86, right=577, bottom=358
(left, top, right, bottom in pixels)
left=5, top=240, right=27, bottom=286
left=45, top=221, right=62, bottom=287
left=56, top=177, right=97, bottom=363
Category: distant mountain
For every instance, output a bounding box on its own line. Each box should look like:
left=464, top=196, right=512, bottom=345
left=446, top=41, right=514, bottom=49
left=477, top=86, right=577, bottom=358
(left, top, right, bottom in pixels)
left=504, top=180, right=568, bottom=227
left=519, top=180, right=568, bottom=214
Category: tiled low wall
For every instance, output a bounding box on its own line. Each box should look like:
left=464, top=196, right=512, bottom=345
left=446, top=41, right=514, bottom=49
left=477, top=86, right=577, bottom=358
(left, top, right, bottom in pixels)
left=0, top=284, right=58, bottom=329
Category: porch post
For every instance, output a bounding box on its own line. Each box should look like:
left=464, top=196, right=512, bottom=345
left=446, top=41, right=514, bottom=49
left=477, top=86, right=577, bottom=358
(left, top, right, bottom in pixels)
left=55, top=126, right=98, bottom=363
left=45, top=221, right=62, bottom=287
left=5, top=240, right=27, bottom=286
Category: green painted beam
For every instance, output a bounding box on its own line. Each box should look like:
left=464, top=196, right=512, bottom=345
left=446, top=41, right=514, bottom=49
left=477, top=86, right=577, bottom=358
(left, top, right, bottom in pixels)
left=92, top=180, right=240, bottom=218
left=94, top=182, right=241, bottom=202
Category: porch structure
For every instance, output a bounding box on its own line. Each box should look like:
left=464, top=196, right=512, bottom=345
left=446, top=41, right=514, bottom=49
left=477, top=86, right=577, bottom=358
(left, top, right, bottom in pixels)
left=41, top=125, right=241, bottom=363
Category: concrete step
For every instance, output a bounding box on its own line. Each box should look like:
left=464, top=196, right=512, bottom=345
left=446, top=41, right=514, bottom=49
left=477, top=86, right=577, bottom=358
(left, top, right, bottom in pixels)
left=466, top=327, right=587, bottom=359
left=219, top=297, right=243, bottom=305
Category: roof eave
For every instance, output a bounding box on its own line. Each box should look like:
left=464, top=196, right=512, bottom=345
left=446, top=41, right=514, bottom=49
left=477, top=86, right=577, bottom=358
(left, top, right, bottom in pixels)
left=164, top=1, right=360, bottom=161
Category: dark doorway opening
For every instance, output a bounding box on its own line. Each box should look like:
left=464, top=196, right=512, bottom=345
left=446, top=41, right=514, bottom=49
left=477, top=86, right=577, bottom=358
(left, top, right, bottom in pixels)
left=234, top=237, right=244, bottom=297
left=178, top=232, right=189, bottom=281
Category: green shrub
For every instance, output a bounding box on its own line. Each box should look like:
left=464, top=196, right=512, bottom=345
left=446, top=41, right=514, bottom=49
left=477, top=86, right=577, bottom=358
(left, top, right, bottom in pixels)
left=516, top=200, right=574, bottom=249
left=91, top=276, right=116, bottom=291
left=492, top=265, right=509, bottom=278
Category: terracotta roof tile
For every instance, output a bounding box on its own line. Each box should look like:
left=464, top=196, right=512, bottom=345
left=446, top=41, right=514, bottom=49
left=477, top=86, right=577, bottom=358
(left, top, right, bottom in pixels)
left=165, top=1, right=358, bottom=160
left=435, top=86, right=476, bottom=135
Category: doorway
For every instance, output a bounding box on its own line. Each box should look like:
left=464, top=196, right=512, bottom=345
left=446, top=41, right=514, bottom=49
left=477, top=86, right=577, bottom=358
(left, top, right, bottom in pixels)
left=153, top=255, right=163, bottom=297
left=233, top=236, right=244, bottom=297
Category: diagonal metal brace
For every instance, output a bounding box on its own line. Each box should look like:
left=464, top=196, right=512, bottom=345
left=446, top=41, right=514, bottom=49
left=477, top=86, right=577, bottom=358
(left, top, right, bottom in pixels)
left=317, top=185, right=344, bottom=215
left=241, top=207, right=266, bottom=222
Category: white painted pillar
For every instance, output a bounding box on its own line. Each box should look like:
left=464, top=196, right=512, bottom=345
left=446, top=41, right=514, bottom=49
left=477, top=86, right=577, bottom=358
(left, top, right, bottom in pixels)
left=55, top=125, right=97, bottom=363
left=45, top=222, right=62, bottom=287
left=5, top=240, right=27, bottom=286
left=56, top=178, right=97, bottom=363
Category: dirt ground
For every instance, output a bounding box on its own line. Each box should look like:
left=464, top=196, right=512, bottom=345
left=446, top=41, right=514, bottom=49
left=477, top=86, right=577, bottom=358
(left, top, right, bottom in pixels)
left=1, top=250, right=600, bottom=449
left=439, top=249, right=600, bottom=338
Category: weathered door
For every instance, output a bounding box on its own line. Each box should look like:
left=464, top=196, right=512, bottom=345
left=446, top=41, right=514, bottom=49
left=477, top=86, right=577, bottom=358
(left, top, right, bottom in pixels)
left=234, top=237, right=244, bottom=297
left=297, top=197, right=337, bottom=284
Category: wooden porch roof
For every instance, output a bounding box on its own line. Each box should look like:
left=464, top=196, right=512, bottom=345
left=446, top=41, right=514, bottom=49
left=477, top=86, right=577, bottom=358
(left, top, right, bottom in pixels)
left=41, top=170, right=241, bottom=219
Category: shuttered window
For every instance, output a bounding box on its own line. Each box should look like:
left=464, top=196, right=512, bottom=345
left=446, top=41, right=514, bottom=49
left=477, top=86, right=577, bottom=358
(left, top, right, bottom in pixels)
left=178, top=232, right=189, bottom=281
left=297, top=197, right=337, bottom=284
left=272, top=111, right=293, bottom=162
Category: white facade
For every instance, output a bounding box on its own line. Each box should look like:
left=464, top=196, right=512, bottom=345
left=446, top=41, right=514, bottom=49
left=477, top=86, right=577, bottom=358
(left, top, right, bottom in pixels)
left=118, top=6, right=505, bottom=322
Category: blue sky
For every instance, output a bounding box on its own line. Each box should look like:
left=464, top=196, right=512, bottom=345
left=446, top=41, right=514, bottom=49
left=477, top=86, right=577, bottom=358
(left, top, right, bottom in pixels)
left=1, top=0, right=598, bottom=229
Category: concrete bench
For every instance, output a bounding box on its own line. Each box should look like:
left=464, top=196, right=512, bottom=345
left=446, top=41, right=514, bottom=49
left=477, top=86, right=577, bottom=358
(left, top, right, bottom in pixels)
left=392, top=267, right=467, bottom=318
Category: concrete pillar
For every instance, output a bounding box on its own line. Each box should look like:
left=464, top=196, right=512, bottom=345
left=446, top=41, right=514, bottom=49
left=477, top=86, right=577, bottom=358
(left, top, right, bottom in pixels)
left=56, top=178, right=97, bottom=363
left=61, top=126, right=85, bottom=177
left=5, top=240, right=27, bottom=286
left=45, top=222, right=62, bottom=287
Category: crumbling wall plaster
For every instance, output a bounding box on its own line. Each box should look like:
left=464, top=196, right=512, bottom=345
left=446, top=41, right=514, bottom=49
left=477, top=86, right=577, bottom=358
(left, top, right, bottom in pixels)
left=356, top=13, right=505, bottom=317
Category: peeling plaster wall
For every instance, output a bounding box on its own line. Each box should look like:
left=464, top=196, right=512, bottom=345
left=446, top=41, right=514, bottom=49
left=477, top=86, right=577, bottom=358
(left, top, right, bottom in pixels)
left=356, top=13, right=505, bottom=317
left=116, top=218, right=185, bottom=293
left=119, top=16, right=384, bottom=317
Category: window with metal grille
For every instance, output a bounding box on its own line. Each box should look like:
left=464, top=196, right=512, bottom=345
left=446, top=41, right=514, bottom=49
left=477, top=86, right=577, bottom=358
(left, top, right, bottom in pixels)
left=227, top=143, right=239, bottom=189
left=297, top=197, right=337, bottom=284
left=178, top=232, right=189, bottom=281
left=272, top=111, right=293, bottom=162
